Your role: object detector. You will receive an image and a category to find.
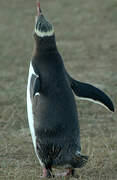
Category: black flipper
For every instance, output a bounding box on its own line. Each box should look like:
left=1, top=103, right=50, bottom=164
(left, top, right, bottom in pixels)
left=33, top=76, right=40, bottom=97
left=30, top=74, right=40, bottom=98
left=66, top=73, right=114, bottom=112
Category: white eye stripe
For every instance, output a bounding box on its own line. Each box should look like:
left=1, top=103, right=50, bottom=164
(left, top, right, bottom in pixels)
left=35, top=27, right=54, bottom=37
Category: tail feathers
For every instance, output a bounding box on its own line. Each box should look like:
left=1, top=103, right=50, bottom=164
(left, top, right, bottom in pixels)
left=71, top=154, right=88, bottom=168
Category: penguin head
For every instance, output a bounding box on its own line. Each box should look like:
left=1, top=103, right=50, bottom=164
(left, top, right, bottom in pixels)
left=34, top=3, right=54, bottom=38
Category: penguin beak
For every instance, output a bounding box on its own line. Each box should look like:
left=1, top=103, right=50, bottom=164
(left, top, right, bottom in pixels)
left=37, top=2, right=42, bottom=16
left=35, top=2, right=42, bottom=24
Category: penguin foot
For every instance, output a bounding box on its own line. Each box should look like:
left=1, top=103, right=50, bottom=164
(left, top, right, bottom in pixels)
left=55, top=168, right=76, bottom=177
left=65, top=168, right=75, bottom=176
left=40, top=168, right=54, bottom=178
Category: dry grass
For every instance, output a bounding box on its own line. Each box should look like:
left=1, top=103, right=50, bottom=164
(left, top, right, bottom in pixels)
left=0, top=0, right=117, bottom=179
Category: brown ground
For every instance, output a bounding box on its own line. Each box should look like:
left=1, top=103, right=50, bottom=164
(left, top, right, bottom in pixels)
left=0, top=0, right=117, bottom=179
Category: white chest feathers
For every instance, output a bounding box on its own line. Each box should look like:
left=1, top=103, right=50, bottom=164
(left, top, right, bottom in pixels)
left=27, top=62, right=43, bottom=166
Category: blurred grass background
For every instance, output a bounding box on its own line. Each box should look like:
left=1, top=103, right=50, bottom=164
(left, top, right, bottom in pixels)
left=0, top=0, right=117, bottom=179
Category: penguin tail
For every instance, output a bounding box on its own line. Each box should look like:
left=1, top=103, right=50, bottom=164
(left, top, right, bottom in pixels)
left=71, top=153, right=88, bottom=168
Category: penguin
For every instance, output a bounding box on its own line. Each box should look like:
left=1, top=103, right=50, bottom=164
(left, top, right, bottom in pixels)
left=27, top=3, right=114, bottom=178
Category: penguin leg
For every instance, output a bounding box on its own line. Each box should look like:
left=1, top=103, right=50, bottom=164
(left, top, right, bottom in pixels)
left=41, top=168, right=54, bottom=178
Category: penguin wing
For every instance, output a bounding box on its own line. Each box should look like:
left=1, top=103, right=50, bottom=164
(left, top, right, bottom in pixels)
left=66, top=73, right=114, bottom=112
left=30, top=74, right=40, bottom=98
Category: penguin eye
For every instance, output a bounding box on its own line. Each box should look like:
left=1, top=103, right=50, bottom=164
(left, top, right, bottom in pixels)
left=36, top=21, right=41, bottom=30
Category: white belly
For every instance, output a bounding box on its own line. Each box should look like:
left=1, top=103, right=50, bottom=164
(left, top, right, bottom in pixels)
left=27, top=62, right=43, bottom=166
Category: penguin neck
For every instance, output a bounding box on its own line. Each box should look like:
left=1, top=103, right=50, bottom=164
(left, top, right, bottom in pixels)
left=34, top=34, right=57, bottom=56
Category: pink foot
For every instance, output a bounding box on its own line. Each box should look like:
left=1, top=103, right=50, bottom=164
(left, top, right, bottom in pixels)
left=40, top=168, right=54, bottom=178
left=56, top=168, right=75, bottom=177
